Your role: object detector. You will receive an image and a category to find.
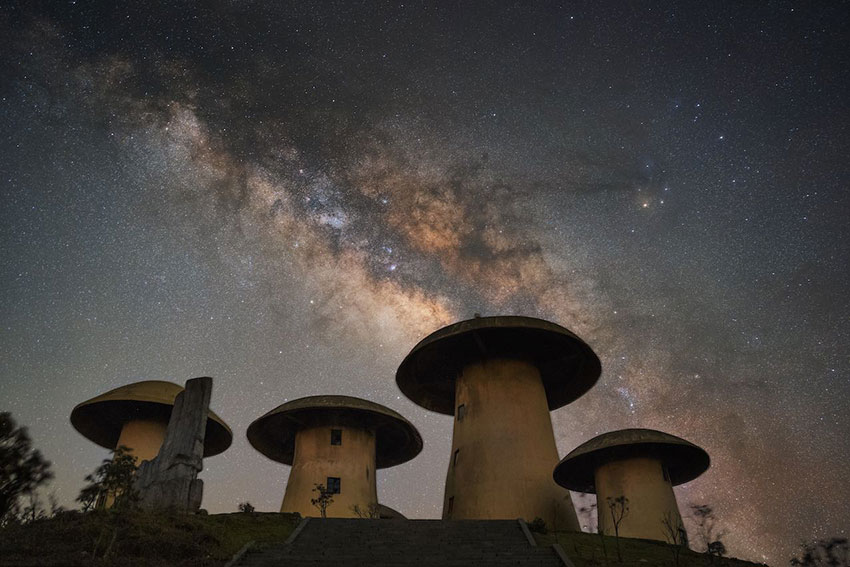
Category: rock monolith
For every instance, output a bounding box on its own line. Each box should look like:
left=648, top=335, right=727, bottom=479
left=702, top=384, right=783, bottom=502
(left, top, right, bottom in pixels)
left=133, top=376, right=212, bottom=512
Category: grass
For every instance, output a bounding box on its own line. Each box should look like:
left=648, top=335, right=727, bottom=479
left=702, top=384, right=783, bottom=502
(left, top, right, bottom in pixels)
left=0, top=510, right=301, bottom=566
left=532, top=529, right=768, bottom=567
left=1, top=512, right=770, bottom=566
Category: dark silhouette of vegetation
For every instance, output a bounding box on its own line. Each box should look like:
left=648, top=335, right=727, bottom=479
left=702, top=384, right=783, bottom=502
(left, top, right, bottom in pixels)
left=351, top=502, right=381, bottom=518
left=310, top=483, right=334, bottom=518
left=689, top=503, right=727, bottom=560
left=606, top=495, right=629, bottom=561
left=662, top=510, right=689, bottom=567
left=0, top=412, right=53, bottom=526
left=790, top=537, right=849, bottom=566
left=528, top=516, right=547, bottom=534
left=76, top=446, right=138, bottom=511
left=0, top=509, right=302, bottom=565
left=238, top=501, right=255, bottom=513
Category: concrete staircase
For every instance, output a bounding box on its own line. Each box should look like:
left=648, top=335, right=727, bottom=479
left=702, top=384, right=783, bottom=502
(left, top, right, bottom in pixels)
left=234, top=518, right=566, bottom=566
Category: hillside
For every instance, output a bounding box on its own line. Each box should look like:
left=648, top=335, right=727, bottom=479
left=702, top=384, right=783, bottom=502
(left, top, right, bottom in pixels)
left=0, top=511, right=300, bottom=566
left=0, top=512, right=768, bottom=566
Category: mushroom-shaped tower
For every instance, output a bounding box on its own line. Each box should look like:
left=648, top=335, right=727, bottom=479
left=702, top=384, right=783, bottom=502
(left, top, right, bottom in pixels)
left=71, top=380, right=232, bottom=464
left=553, top=428, right=710, bottom=542
left=396, top=316, right=601, bottom=527
left=247, top=395, right=422, bottom=518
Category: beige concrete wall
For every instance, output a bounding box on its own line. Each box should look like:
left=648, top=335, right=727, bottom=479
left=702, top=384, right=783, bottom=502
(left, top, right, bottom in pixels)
left=443, top=358, right=579, bottom=530
left=115, top=419, right=169, bottom=463
left=595, top=457, right=684, bottom=542
left=281, top=424, right=378, bottom=518
left=102, top=419, right=169, bottom=507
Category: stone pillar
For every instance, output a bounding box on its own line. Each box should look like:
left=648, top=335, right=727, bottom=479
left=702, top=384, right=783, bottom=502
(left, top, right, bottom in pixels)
left=443, top=358, right=578, bottom=529
left=281, top=424, right=378, bottom=518
left=134, top=376, right=212, bottom=512
left=595, top=457, right=684, bottom=541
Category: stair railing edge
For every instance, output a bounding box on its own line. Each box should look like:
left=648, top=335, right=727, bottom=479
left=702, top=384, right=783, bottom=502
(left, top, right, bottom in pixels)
left=223, top=540, right=255, bottom=567
left=551, top=543, right=577, bottom=567
left=517, top=518, right=537, bottom=546
left=284, top=516, right=311, bottom=545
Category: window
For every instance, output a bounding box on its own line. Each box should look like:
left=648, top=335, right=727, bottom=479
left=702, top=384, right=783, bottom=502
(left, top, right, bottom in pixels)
left=447, top=496, right=454, bottom=516
left=457, top=404, right=466, bottom=421
left=453, top=449, right=460, bottom=467
left=327, top=477, right=341, bottom=494
left=366, top=467, right=369, bottom=480
left=331, top=429, right=342, bottom=445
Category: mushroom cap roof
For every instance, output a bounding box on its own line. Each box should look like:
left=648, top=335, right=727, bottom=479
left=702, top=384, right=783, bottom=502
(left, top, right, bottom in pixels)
left=553, top=428, right=710, bottom=492
left=70, top=380, right=232, bottom=457
left=246, top=395, right=423, bottom=469
left=396, top=315, right=601, bottom=415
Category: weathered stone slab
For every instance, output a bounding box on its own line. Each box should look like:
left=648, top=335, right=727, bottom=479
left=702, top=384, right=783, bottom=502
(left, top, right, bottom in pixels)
left=134, top=376, right=212, bottom=512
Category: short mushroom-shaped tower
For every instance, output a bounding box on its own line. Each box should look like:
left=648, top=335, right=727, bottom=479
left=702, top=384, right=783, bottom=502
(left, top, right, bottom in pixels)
left=396, top=316, right=601, bottom=527
left=71, top=380, right=232, bottom=464
left=247, top=395, right=422, bottom=518
left=554, top=428, right=710, bottom=542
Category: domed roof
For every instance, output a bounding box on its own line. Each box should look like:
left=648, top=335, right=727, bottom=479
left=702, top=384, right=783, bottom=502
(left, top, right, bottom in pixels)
left=70, top=380, right=232, bottom=457
left=396, top=316, right=601, bottom=414
left=247, top=395, right=423, bottom=469
left=553, top=428, right=710, bottom=493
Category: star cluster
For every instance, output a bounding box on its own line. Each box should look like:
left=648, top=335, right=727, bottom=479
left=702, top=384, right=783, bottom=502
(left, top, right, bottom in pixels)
left=1, top=3, right=848, bottom=564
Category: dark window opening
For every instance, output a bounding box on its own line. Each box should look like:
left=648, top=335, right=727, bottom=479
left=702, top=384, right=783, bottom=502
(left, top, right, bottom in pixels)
left=331, top=429, right=342, bottom=445
left=366, top=467, right=369, bottom=480
left=447, top=496, right=454, bottom=516
left=327, top=477, right=341, bottom=494
left=457, top=404, right=466, bottom=421
left=453, top=449, right=460, bottom=467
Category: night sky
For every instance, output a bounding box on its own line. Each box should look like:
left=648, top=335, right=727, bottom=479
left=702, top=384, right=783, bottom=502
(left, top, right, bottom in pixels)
left=2, top=2, right=848, bottom=564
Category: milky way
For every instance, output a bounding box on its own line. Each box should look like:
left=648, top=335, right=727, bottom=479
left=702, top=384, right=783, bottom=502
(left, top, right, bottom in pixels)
left=2, top=3, right=848, bottom=564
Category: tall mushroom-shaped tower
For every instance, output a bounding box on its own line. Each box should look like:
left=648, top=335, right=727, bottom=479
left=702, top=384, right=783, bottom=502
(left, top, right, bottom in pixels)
left=396, top=316, right=601, bottom=527
left=71, top=380, right=232, bottom=463
left=247, top=395, right=422, bottom=518
left=553, top=428, right=710, bottom=542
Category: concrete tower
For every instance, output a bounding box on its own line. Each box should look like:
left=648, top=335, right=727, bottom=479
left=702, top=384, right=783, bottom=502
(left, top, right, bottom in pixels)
left=247, top=395, right=422, bottom=518
left=71, top=380, right=232, bottom=464
left=396, top=316, right=601, bottom=528
left=553, top=428, right=710, bottom=542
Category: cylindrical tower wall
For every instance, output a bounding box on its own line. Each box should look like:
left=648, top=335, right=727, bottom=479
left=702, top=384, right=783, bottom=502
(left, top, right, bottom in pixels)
left=595, top=457, right=684, bottom=541
left=115, top=419, right=169, bottom=463
left=102, top=419, right=168, bottom=508
left=443, top=358, right=579, bottom=529
left=281, top=424, right=378, bottom=518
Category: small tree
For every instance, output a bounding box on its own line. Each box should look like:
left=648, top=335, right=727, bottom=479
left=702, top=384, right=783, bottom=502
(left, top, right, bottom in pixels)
left=0, top=412, right=53, bottom=525
left=606, top=495, right=629, bottom=562
left=351, top=502, right=381, bottom=519
left=21, top=491, right=47, bottom=523
left=661, top=511, right=689, bottom=567
left=77, top=483, right=100, bottom=512
left=76, top=446, right=138, bottom=511
left=238, top=502, right=255, bottom=513
left=310, top=484, right=334, bottom=518
left=689, top=503, right=727, bottom=560
left=528, top=517, right=548, bottom=534
left=790, top=537, right=849, bottom=566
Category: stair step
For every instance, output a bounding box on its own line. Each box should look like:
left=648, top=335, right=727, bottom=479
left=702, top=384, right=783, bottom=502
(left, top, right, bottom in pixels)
left=235, top=519, right=562, bottom=566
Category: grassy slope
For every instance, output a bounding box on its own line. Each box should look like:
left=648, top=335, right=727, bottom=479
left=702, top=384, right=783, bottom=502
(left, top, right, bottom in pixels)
left=1, top=513, right=770, bottom=566
left=0, top=511, right=301, bottom=567
left=533, top=530, right=768, bottom=567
